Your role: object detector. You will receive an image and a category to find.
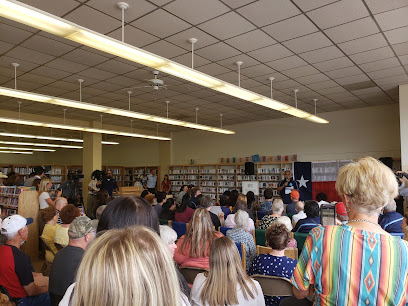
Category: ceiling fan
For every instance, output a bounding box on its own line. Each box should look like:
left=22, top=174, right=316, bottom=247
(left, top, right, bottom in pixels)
left=125, top=70, right=170, bottom=91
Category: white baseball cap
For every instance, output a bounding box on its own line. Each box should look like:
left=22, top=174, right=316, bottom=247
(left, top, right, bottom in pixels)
left=1, top=215, right=33, bottom=235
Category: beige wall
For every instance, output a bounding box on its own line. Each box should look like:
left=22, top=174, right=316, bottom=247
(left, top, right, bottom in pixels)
left=171, top=104, right=401, bottom=164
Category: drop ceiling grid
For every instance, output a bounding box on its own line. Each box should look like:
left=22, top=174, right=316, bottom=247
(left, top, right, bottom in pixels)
left=0, top=1, right=406, bottom=130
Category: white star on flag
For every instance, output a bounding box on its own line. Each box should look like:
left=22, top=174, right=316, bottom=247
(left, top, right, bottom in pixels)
left=297, top=175, right=309, bottom=188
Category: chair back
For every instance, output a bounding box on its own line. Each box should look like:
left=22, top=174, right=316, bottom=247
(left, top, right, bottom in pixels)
left=256, top=245, right=298, bottom=260
left=255, top=220, right=261, bottom=227
left=257, top=211, right=267, bottom=220
left=390, top=233, right=404, bottom=238
left=287, top=213, right=295, bottom=220
left=293, top=232, right=309, bottom=253
left=254, top=229, right=267, bottom=246
left=251, top=275, right=294, bottom=296
left=159, top=219, right=170, bottom=226
left=220, top=206, right=231, bottom=219
left=235, top=242, right=246, bottom=271
left=179, top=266, right=208, bottom=285
left=172, top=221, right=188, bottom=238
left=219, top=226, right=232, bottom=236
left=40, top=236, right=57, bottom=257
left=55, top=243, right=64, bottom=251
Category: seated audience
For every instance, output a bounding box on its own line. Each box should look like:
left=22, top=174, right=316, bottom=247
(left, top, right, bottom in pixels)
left=49, top=216, right=95, bottom=306
left=159, top=225, right=190, bottom=298
left=91, top=205, right=106, bottom=228
left=54, top=204, right=81, bottom=247
left=378, top=199, right=404, bottom=234
left=291, top=157, right=408, bottom=305
left=228, top=190, right=239, bottom=207
left=55, top=197, right=68, bottom=225
left=175, top=193, right=195, bottom=223
left=402, top=212, right=408, bottom=242
left=260, top=188, right=274, bottom=212
left=225, top=200, right=255, bottom=233
left=292, top=200, right=321, bottom=233
left=237, top=193, right=254, bottom=220
left=96, top=196, right=160, bottom=235
left=38, top=177, right=62, bottom=209
left=188, top=187, right=201, bottom=209
left=292, top=201, right=306, bottom=226
left=276, top=216, right=297, bottom=249
left=226, top=210, right=257, bottom=270
left=174, top=208, right=223, bottom=269
left=144, top=193, right=156, bottom=205
left=0, top=215, right=50, bottom=304
left=191, top=236, right=265, bottom=306
left=209, top=199, right=225, bottom=223
left=40, top=207, right=60, bottom=263
left=335, top=202, right=348, bottom=224
left=154, top=191, right=167, bottom=217
left=316, top=192, right=329, bottom=206
left=177, top=185, right=188, bottom=205
left=159, top=198, right=176, bottom=220
left=246, top=191, right=258, bottom=221
left=219, top=194, right=232, bottom=218
left=59, top=226, right=190, bottom=306
left=258, top=199, right=284, bottom=230
left=140, top=189, right=150, bottom=198
left=24, top=166, right=44, bottom=187
left=249, top=223, right=297, bottom=306
left=200, top=195, right=222, bottom=229
left=95, top=189, right=109, bottom=210
left=285, top=190, right=300, bottom=215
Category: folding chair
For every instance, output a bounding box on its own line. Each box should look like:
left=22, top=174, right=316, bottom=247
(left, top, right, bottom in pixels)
left=40, top=236, right=57, bottom=274
left=251, top=275, right=294, bottom=297
left=159, top=218, right=171, bottom=226
left=254, top=229, right=267, bottom=246
left=219, top=226, right=232, bottom=236
left=293, top=232, right=309, bottom=254
left=235, top=242, right=246, bottom=271
left=179, top=266, right=208, bottom=285
left=257, top=211, right=267, bottom=220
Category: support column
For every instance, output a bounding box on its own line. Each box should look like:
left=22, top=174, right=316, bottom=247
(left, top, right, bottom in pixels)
left=82, top=132, right=102, bottom=207
left=400, top=84, right=408, bottom=171
left=159, top=140, right=171, bottom=191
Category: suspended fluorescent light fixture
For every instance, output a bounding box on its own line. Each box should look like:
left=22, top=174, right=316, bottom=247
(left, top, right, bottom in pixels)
left=0, top=0, right=328, bottom=124
left=0, top=146, right=55, bottom=152
left=0, top=141, right=82, bottom=149
left=0, top=132, right=118, bottom=144
left=0, top=150, right=33, bottom=154
left=0, top=87, right=235, bottom=134
left=0, top=117, right=171, bottom=141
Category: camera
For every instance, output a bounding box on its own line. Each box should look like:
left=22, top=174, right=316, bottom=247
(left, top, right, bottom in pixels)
left=67, top=170, right=85, bottom=181
left=92, top=170, right=105, bottom=181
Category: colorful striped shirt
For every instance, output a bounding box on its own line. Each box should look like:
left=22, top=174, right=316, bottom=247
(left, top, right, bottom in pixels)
left=291, top=225, right=408, bottom=306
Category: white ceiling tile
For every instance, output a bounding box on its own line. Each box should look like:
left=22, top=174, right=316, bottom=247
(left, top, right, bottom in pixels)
left=62, top=74, right=100, bottom=86
left=198, top=12, right=256, bottom=40
left=29, top=66, right=72, bottom=79
left=307, top=80, right=338, bottom=90
left=262, top=14, right=318, bottom=42
left=18, top=72, right=56, bottom=85
left=282, top=65, right=320, bottom=78
left=18, top=0, right=80, bottom=17
left=0, top=56, right=40, bottom=72
left=240, top=78, right=262, bottom=88
left=62, top=49, right=109, bottom=66
left=220, top=0, right=257, bottom=9
left=360, top=57, right=401, bottom=73
left=95, top=59, right=137, bottom=75
left=313, top=57, right=355, bottom=72
left=283, top=32, right=332, bottom=53
left=196, top=63, right=231, bottom=75
left=171, top=53, right=211, bottom=67
left=295, top=73, right=330, bottom=85
left=6, top=46, right=55, bottom=65
left=216, top=71, right=247, bottom=83
left=0, top=41, right=14, bottom=54
left=107, top=75, right=145, bottom=87
left=338, top=34, right=388, bottom=55
left=216, top=54, right=260, bottom=70
left=306, top=0, right=369, bottom=29
left=335, top=74, right=370, bottom=85
left=164, top=0, right=230, bottom=25
left=143, top=40, right=187, bottom=58
left=108, top=25, right=160, bottom=48
left=317, top=86, right=348, bottom=95
left=224, top=29, right=276, bottom=53
left=292, top=0, right=339, bottom=12
left=131, top=10, right=190, bottom=38
left=65, top=6, right=120, bottom=34
left=384, top=26, right=408, bottom=45
left=350, top=46, right=395, bottom=64
left=45, top=58, right=88, bottom=74
left=166, top=28, right=219, bottom=50
left=325, top=66, right=362, bottom=78
left=247, top=44, right=293, bottom=62
left=324, top=17, right=379, bottom=44
left=240, top=64, right=274, bottom=78
left=299, top=45, right=343, bottom=63
left=400, top=55, right=408, bottom=65
left=266, top=55, right=308, bottom=71
left=375, top=6, right=408, bottom=31
left=273, top=79, right=301, bottom=90
left=79, top=67, right=117, bottom=81
left=367, top=66, right=406, bottom=80
left=195, top=42, right=241, bottom=61
left=20, top=35, right=76, bottom=57
left=392, top=42, right=408, bottom=56
left=237, top=0, right=300, bottom=27
left=48, top=80, right=80, bottom=91
left=0, top=19, right=37, bottom=33
left=87, top=0, right=156, bottom=21
left=365, top=0, right=408, bottom=14
left=0, top=23, right=33, bottom=45
left=253, top=72, right=289, bottom=84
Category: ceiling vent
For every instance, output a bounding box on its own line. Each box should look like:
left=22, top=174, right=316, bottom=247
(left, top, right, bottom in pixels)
left=342, top=81, right=377, bottom=91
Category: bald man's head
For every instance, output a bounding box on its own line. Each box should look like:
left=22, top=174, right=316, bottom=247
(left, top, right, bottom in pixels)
left=295, top=201, right=304, bottom=212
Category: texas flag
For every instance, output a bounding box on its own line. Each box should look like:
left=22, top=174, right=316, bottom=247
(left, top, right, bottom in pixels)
left=294, top=161, right=350, bottom=202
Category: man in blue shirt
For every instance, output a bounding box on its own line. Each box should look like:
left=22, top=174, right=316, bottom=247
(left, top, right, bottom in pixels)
left=101, top=170, right=118, bottom=197
left=145, top=169, right=157, bottom=194
left=277, top=170, right=299, bottom=204
left=285, top=190, right=300, bottom=215
left=379, top=200, right=404, bottom=234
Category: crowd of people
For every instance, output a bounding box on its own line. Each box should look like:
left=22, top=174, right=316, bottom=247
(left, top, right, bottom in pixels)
left=1, top=156, right=408, bottom=305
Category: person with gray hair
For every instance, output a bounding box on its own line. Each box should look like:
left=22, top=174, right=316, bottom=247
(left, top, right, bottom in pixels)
left=258, top=199, right=284, bottom=230
left=226, top=210, right=257, bottom=270
left=292, top=201, right=306, bottom=226
left=378, top=199, right=404, bottom=234
left=55, top=197, right=68, bottom=225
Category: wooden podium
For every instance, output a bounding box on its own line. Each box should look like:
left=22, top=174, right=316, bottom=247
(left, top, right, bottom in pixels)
left=18, top=190, right=39, bottom=259
left=118, top=186, right=143, bottom=197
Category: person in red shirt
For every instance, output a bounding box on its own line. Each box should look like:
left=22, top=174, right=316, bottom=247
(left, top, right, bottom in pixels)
left=0, top=215, right=50, bottom=305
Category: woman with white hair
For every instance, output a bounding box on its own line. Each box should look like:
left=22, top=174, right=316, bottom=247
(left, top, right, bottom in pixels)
left=258, top=199, right=284, bottom=230
left=226, top=210, right=257, bottom=270
left=290, top=157, right=408, bottom=305
left=276, top=216, right=297, bottom=249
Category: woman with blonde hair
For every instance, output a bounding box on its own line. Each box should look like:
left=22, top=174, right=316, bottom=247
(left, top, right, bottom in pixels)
left=174, top=208, right=223, bottom=269
left=60, top=226, right=190, bottom=306
left=191, top=236, right=265, bottom=306
left=290, top=157, right=408, bottom=305
left=38, top=177, right=62, bottom=209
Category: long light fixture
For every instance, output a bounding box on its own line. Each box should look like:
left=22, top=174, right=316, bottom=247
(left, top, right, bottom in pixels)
left=0, top=141, right=82, bottom=149
left=0, top=117, right=171, bottom=141
left=0, top=0, right=328, bottom=125
left=0, top=146, right=56, bottom=152
left=0, top=87, right=235, bottom=134
left=0, top=132, right=118, bottom=144
left=0, top=150, right=33, bottom=154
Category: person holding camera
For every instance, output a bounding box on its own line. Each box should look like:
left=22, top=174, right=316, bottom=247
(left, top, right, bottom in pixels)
left=86, top=170, right=102, bottom=219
